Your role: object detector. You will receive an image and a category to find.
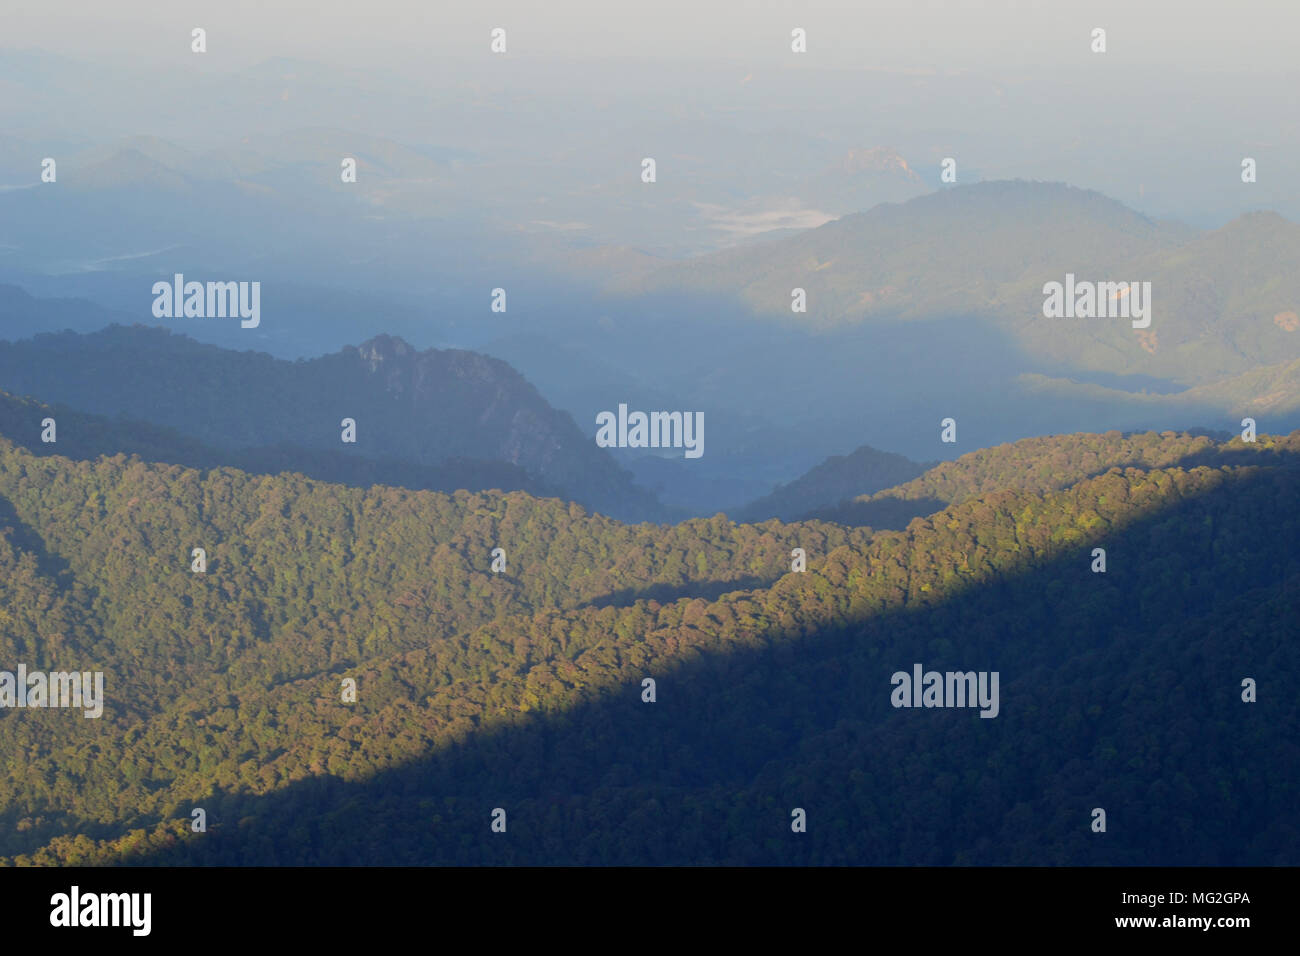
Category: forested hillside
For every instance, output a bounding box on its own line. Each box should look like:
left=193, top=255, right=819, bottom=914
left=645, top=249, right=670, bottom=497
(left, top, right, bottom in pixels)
left=0, top=388, right=555, bottom=500
left=0, top=427, right=1294, bottom=865
left=809, top=429, right=1246, bottom=527
left=0, top=327, right=667, bottom=522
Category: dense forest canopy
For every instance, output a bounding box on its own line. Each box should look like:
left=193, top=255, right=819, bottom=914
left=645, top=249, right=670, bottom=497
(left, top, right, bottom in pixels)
left=0, top=425, right=1294, bottom=865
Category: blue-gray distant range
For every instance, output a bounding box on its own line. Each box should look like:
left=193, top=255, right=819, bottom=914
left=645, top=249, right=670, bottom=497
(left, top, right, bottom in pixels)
left=3, top=179, right=1297, bottom=517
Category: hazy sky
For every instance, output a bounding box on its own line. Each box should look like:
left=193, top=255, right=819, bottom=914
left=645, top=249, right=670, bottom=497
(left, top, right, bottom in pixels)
left=2, top=1, right=1296, bottom=237
left=7, top=0, right=1298, bottom=73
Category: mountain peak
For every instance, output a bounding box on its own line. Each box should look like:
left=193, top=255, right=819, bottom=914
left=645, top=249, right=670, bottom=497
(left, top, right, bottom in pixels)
left=69, top=148, right=192, bottom=192
left=355, top=334, right=419, bottom=366
left=834, top=146, right=919, bottom=179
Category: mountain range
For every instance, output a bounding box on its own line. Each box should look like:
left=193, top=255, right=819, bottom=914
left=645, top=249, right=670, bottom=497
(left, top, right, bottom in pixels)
left=0, top=325, right=668, bottom=522
left=618, top=181, right=1300, bottom=389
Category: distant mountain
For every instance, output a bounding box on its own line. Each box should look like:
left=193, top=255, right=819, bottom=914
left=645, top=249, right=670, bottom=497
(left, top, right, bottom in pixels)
left=0, top=326, right=667, bottom=521
left=1018, top=354, right=1300, bottom=420
left=1108, top=212, right=1300, bottom=383
left=0, top=388, right=555, bottom=500
left=795, top=146, right=929, bottom=216
left=69, top=148, right=195, bottom=193
left=733, top=444, right=930, bottom=523
left=1178, top=356, right=1300, bottom=414
left=618, top=180, right=1193, bottom=324
left=613, top=180, right=1300, bottom=424
left=0, top=284, right=136, bottom=338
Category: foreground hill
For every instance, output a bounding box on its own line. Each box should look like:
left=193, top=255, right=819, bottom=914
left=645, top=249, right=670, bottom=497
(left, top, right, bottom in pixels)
left=807, top=429, right=1251, bottom=527
left=0, top=426, right=1294, bottom=865
left=0, top=326, right=667, bottom=521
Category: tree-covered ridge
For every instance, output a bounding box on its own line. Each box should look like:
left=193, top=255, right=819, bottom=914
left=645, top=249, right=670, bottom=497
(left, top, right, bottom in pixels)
left=0, top=326, right=668, bottom=521
left=0, top=428, right=1295, bottom=865
left=808, top=428, right=1289, bottom=527
left=0, top=437, right=859, bottom=676
left=0, top=388, right=553, bottom=499
left=0, top=434, right=863, bottom=859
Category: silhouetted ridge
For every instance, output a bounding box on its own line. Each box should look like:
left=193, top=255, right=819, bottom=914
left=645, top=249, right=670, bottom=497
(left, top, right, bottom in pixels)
left=0, top=325, right=668, bottom=521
